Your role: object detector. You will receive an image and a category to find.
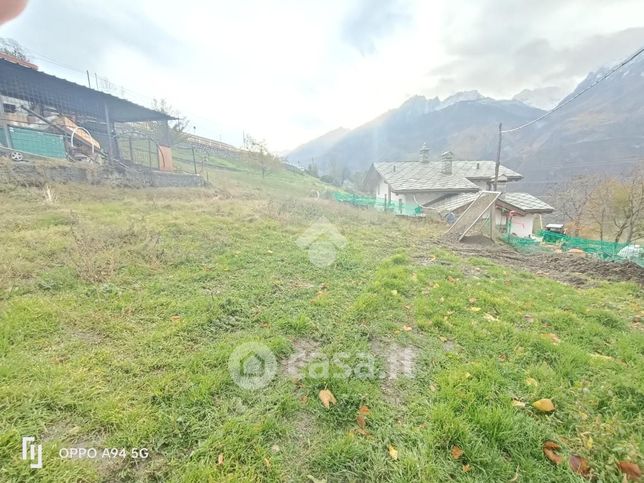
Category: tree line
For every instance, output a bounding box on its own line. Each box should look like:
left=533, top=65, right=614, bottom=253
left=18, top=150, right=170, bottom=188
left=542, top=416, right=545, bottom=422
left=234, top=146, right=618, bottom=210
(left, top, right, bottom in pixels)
left=549, top=163, right=644, bottom=244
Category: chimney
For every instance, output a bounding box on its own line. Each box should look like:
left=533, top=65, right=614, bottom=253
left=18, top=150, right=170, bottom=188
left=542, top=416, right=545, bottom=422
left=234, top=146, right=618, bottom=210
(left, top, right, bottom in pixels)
left=440, top=151, right=454, bottom=175
left=419, top=143, right=430, bottom=163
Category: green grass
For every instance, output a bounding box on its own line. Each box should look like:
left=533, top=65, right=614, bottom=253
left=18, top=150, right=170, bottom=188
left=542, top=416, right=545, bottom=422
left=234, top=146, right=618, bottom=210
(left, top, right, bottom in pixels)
left=0, top=174, right=642, bottom=482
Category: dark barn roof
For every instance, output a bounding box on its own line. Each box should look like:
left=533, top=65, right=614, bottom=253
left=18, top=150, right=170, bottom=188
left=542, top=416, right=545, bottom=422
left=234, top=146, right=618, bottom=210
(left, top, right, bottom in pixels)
left=0, top=59, right=174, bottom=123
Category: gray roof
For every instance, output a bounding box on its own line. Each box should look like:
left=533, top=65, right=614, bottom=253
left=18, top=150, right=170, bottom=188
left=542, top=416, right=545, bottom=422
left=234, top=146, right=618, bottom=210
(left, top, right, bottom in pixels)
left=425, top=192, right=479, bottom=212
left=426, top=191, right=554, bottom=214
left=373, top=160, right=522, bottom=193
left=451, top=160, right=522, bottom=180
left=498, top=192, right=554, bottom=213
left=373, top=162, right=479, bottom=192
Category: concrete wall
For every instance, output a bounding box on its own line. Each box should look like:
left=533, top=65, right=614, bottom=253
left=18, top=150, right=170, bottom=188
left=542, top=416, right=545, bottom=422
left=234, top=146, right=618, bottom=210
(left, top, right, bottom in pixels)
left=0, top=159, right=207, bottom=188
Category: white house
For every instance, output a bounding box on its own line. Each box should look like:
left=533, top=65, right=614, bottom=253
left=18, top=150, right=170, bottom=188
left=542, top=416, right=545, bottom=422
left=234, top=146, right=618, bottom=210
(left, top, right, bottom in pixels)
left=364, top=146, right=554, bottom=237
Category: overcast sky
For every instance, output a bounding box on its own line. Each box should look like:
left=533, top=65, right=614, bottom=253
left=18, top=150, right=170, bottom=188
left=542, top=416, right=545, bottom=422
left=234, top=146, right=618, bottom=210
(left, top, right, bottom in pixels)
left=2, top=0, right=643, bottom=151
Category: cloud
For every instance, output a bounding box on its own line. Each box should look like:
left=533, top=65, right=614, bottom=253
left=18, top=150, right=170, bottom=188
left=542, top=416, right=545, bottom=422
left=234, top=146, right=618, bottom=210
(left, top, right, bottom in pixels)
left=341, top=0, right=412, bottom=55
left=2, top=0, right=643, bottom=151
left=4, top=0, right=181, bottom=70
left=427, top=0, right=644, bottom=100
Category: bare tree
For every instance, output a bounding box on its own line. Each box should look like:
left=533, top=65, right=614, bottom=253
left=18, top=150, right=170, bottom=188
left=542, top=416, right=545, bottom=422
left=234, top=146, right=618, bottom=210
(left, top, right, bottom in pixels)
left=567, top=164, right=644, bottom=243
left=613, top=164, right=644, bottom=243
left=242, top=133, right=278, bottom=178
left=0, top=37, right=29, bottom=61
left=548, top=175, right=597, bottom=236
left=146, top=99, right=189, bottom=146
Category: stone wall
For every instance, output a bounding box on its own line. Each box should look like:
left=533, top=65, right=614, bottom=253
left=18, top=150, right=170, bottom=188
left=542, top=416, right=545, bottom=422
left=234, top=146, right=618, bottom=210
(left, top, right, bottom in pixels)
left=0, top=158, right=207, bottom=188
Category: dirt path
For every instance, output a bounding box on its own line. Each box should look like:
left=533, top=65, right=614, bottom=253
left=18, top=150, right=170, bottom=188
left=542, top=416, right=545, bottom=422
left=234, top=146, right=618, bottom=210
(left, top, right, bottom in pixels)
left=439, top=236, right=644, bottom=286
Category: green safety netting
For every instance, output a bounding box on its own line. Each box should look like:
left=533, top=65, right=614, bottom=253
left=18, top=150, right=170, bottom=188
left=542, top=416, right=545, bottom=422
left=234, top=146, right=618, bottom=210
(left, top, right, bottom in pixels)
left=332, top=192, right=423, bottom=216
left=504, top=230, right=643, bottom=266
left=504, top=234, right=543, bottom=251
left=537, top=230, right=642, bottom=264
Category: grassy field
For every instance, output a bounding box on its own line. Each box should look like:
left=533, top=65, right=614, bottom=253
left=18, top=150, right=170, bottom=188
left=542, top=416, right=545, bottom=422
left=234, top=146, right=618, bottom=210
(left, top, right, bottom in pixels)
left=0, top=166, right=642, bottom=482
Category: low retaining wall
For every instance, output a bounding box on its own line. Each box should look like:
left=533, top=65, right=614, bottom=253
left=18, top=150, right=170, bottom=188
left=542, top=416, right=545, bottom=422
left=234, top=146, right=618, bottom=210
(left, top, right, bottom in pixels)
left=0, top=159, right=207, bottom=188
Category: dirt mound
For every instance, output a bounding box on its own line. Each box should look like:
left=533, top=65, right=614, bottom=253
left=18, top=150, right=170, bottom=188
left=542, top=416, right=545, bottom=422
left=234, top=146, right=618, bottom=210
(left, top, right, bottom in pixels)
left=441, top=238, right=644, bottom=286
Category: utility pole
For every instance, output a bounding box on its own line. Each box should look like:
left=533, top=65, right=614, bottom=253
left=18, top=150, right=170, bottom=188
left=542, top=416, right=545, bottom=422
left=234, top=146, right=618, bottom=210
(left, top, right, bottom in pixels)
left=493, top=122, right=502, bottom=191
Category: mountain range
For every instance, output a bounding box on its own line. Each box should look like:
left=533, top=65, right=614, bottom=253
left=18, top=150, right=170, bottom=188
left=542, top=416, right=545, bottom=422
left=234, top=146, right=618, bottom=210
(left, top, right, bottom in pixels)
left=287, top=56, right=644, bottom=194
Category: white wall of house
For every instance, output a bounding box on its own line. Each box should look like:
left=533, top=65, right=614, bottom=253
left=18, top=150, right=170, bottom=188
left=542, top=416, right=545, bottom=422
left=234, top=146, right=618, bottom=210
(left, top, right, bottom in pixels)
left=495, top=209, right=535, bottom=237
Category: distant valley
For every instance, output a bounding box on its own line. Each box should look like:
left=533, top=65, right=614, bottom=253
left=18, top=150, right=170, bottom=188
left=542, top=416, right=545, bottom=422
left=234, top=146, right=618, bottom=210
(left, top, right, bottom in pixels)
left=287, top=56, right=644, bottom=194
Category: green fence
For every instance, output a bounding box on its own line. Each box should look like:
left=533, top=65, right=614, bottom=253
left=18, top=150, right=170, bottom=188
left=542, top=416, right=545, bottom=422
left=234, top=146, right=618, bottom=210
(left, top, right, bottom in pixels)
left=1, top=126, right=67, bottom=159
left=332, top=192, right=423, bottom=217
left=504, top=234, right=542, bottom=251
left=537, top=230, right=642, bottom=263
left=504, top=230, right=643, bottom=266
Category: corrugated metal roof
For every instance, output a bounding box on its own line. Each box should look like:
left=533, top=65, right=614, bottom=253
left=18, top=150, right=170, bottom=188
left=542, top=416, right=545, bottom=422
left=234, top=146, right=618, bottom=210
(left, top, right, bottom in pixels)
left=498, top=192, right=554, bottom=213
left=373, top=162, right=479, bottom=192
left=0, top=59, right=175, bottom=123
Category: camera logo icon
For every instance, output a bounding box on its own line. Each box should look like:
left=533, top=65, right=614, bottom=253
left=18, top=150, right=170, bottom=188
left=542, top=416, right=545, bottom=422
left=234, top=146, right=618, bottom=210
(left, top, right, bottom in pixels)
left=296, top=217, right=347, bottom=267
left=228, top=342, right=277, bottom=390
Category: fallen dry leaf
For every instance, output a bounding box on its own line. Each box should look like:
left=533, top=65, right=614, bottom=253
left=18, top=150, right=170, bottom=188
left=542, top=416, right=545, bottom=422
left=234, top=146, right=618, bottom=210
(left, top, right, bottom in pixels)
left=462, top=464, right=472, bottom=473
left=319, top=389, right=337, bottom=409
left=306, top=476, right=327, bottom=483
left=217, top=453, right=224, bottom=465
left=532, top=398, right=555, bottom=413
left=569, top=454, right=591, bottom=478
left=263, top=457, right=271, bottom=468
left=391, top=289, right=398, bottom=296
left=525, top=377, right=538, bottom=387
left=543, top=441, right=563, bottom=465
left=447, top=276, right=456, bottom=283
left=468, top=297, right=477, bottom=304
left=617, top=461, right=641, bottom=480
left=356, top=414, right=366, bottom=430
left=388, top=445, right=398, bottom=460
left=403, top=324, right=413, bottom=331
left=170, top=315, right=181, bottom=322
left=358, top=405, right=369, bottom=415
left=483, top=313, right=497, bottom=322
left=542, top=333, right=561, bottom=345
left=469, top=307, right=482, bottom=312
left=511, top=399, right=526, bottom=408
left=451, top=445, right=464, bottom=460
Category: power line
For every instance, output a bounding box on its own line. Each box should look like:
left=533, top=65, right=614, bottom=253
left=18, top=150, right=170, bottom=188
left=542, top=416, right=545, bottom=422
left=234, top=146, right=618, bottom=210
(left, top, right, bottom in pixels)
left=493, top=45, right=644, bottom=189
left=502, top=46, right=644, bottom=134
left=23, top=46, right=158, bottom=106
